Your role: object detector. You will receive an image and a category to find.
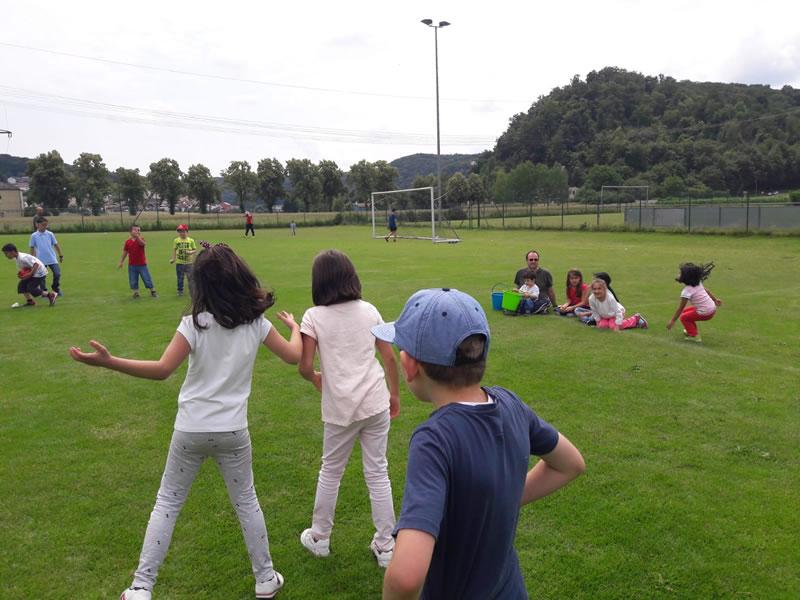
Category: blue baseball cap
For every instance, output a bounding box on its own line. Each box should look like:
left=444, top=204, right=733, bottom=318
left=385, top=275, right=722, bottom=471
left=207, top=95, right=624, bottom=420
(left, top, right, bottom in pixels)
left=371, top=288, right=490, bottom=366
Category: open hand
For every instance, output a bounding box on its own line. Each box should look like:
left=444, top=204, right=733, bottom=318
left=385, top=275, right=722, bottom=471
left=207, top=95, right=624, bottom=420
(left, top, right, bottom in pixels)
left=275, top=310, right=298, bottom=329
left=69, top=340, right=112, bottom=367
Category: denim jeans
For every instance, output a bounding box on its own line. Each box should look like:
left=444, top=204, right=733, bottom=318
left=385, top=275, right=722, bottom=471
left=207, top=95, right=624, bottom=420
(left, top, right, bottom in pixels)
left=175, top=263, right=191, bottom=292
left=128, top=264, right=154, bottom=290
left=43, top=262, right=61, bottom=293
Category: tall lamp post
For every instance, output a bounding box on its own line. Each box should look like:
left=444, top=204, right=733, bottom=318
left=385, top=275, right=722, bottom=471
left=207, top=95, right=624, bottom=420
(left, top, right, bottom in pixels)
left=420, top=19, right=450, bottom=212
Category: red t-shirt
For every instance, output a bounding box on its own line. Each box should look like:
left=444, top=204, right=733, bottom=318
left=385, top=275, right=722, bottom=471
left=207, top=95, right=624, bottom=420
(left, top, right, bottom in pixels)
left=567, top=282, right=589, bottom=306
left=246, top=214, right=253, bottom=224
left=124, top=238, right=147, bottom=266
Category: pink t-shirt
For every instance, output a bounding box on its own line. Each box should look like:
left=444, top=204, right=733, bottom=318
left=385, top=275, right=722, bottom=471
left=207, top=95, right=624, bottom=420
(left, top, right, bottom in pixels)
left=300, top=300, right=390, bottom=426
left=681, top=283, right=716, bottom=315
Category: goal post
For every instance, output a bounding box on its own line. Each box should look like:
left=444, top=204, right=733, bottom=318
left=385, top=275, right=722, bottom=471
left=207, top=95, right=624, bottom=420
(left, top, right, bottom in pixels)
left=370, top=186, right=460, bottom=243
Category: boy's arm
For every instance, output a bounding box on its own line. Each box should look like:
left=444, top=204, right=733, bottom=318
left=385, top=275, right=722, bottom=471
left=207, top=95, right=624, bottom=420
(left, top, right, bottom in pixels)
left=170, top=246, right=177, bottom=263
left=54, top=242, right=64, bottom=262
left=382, top=529, right=435, bottom=600
left=521, top=433, right=585, bottom=505
left=666, top=297, right=688, bottom=329
left=376, top=340, right=400, bottom=418
left=69, top=332, right=190, bottom=380
left=118, top=248, right=128, bottom=268
left=298, top=332, right=322, bottom=390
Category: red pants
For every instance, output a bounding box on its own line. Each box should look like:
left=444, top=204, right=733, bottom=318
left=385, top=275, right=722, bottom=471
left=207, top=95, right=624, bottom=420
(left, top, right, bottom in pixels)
left=679, top=306, right=715, bottom=337
left=597, top=316, right=638, bottom=330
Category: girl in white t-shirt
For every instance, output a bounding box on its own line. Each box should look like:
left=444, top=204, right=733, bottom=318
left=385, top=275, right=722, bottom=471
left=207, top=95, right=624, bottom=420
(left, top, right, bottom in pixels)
left=70, top=243, right=301, bottom=600
left=666, top=262, right=722, bottom=342
left=297, top=249, right=400, bottom=568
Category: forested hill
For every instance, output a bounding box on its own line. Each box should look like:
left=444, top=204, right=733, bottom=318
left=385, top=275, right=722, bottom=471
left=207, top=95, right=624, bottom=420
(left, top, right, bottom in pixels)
left=390, top=153, right=480, bottom=189
left=490, top=67, right=800, bottom=194
left=0, top=154, right=30, bottom=179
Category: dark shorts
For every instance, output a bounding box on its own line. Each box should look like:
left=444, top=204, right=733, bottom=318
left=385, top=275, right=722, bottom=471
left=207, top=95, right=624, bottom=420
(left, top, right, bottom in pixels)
left=389, top=227, right=397, bottom=232
left=18, top=276, right=45, bottom=296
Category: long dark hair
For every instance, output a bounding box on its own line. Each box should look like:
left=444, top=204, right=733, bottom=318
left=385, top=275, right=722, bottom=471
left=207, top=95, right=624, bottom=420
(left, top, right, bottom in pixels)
left=190, top=244, right=274, bottom=329
left=311, top=249, right=362, bottom=306
left=593, top=271, right=620, bottom=303
left=566, top=269, right=584, bottom=295
left=677, top=262, right=715, bottom=287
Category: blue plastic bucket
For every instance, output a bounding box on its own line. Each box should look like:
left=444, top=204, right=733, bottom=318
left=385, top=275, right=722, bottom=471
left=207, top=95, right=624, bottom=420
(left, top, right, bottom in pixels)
left=491, top=283, right=504, bottom=311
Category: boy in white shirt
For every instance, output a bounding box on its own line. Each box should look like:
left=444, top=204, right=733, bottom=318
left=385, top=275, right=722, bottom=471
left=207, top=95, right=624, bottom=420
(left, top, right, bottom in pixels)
left=3, top=242, right=57, bottom=307
left=514, top=271, right=540, bottom=315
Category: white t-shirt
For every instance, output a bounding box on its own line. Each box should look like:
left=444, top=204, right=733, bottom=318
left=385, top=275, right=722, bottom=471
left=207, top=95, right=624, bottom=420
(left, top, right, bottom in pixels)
left=15, top=252, right=47, bottom=278
left=174, top=312, right=272, bottom=432
left=518, top=283, right=539, bottom=299
left=589, top=290, right=626, bottom=325
left=681, top=283, right=716, bottom=315
left=300, top=300, right=390, bottom=426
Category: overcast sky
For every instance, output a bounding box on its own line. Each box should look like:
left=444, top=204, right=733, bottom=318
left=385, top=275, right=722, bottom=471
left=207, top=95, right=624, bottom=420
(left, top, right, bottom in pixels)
left=1, top=0, right=797, bottom=175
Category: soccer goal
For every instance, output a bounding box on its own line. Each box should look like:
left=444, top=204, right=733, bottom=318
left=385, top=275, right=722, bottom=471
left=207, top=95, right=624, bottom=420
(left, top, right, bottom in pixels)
left=370, top=187, right=460, bottom=243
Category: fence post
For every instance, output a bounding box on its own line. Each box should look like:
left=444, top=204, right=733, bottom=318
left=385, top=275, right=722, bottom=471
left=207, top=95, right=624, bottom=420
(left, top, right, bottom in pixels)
left=638, top=197, right=643, bottom=231
left=745, top=191, right=750, bottom=233
left=561, top=199, right=564, bottom=231
left=688, top=196, right=692, bottom=232
left=502, top=203, right=505, bottom=228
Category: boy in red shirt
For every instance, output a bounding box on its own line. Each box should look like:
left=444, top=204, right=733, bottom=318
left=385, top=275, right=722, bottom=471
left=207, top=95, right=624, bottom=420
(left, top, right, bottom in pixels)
left=118, top=225, right=158, bottom=298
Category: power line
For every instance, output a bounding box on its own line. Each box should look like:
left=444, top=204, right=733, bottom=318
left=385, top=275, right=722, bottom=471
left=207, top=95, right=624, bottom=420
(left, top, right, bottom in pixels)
left=0, top=41, right=526, bottom=105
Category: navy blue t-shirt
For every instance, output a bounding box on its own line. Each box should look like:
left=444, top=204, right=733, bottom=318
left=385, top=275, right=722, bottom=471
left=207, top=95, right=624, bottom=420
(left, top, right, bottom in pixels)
left=388, top=213, right=397, bottom=229
left=395, top=385, right=559, bottom=600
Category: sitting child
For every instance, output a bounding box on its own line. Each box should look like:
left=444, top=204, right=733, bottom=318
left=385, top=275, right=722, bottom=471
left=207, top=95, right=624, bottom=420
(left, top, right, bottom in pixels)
left=555, top=269, right=590, bottom=318
left=514, top=270, right=540, bottom=315
left=588, top=278, right=647, bottom=331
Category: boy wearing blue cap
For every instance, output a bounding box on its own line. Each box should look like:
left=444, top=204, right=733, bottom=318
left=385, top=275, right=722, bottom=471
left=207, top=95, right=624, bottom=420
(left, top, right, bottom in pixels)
left=373, top=288, right=585, bottom=600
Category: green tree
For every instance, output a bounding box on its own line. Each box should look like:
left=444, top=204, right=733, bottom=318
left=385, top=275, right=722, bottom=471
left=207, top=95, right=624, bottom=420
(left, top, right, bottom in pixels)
left=373, top=161, right=399, bottom=192
left=256, top=158, right=285, bottom=212
left=585, top=165, right=623, bottom=191
left=185, top=164, right=219, bottom=214
left=115, top=167, right=146, bottom=215
left=72, top=153, right=110, bottom=215
left=221, top=160, right=257, bottom=213
left=286, top=158, right=321, bottom=212
left=148, top=158, right=184, bottom=215
left=467, top=173, right=486, bottom=225
left=445, top=172, right=469, bottom=207
left=26, top=150, right=70, bottom=210
left=318, top=160, right=345, bottom=211
left=660, top=175, right=687, bottom=197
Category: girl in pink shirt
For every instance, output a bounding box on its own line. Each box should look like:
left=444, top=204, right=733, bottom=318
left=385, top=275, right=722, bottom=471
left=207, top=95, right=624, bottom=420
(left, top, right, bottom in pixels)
left=666, top=262, right=722, bottom=342
left=298, top=250, right=400, bottom=568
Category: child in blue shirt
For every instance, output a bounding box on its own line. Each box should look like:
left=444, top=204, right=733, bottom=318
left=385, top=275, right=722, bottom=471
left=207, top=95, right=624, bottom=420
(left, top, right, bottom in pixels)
left=29, top=217, right=64, bottom=296
left=373, top=288, right=585, bottom=600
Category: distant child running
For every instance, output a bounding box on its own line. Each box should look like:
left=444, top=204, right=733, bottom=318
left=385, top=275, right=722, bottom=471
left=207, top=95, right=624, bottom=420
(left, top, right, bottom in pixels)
left=70, top=243, right=302, bottom=600
left=374, top=288, right=585, bottom=599
left=3, top=243, right=57, bottom=307
left=666, top=262, right=722, bottom=342
left=119, top=225, right=158, bottom=298
left=290, top=220, right=297, bottom=236
left=555, top=269, right=590, bottom=319
left=297, top=249, right=400, bottom=568
left=245, top=211, right=256, bottom=237
left=169, top=224, right=196, bottom=296
left=588, top=278, right=647, bottom=331
left=29, top=216, right=64, bottom=296
left=385, top=209, right=398, bottom=242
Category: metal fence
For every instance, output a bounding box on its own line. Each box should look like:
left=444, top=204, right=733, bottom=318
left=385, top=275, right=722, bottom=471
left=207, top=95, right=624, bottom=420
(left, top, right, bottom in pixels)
left=624, top=203, right=800, bottom=232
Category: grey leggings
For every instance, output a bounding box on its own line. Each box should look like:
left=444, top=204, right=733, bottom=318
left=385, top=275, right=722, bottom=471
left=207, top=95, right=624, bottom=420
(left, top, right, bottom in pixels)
left=131, top=429, right=275, bottom=590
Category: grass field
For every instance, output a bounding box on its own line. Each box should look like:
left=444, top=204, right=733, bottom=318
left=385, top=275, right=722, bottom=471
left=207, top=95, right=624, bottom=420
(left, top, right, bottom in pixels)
left=1, top=226, right=798, bottom=599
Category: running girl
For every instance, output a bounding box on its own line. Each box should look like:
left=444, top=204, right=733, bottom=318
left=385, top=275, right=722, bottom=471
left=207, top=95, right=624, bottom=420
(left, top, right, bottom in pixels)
left=666, top=262, right=722, bottom=342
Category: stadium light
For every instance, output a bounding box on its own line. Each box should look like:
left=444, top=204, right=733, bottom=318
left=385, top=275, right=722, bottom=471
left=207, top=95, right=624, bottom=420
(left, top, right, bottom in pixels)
left=420, top=18, right=450, bottom=206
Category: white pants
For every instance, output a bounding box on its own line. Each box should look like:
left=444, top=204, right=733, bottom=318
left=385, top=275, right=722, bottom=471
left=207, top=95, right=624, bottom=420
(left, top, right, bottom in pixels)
left=311, top=410, right=396, bottom=550
left=132, top=429, right=275, bottom=590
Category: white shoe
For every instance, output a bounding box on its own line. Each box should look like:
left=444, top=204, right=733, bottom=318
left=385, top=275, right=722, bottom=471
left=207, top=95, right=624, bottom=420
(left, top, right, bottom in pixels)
left=120, top=587, right=151, bottom=600
left=370, top=540, right=394, bottom=568
left=255, top=571, right=284, bottom=598
left=300, top=528, right=330, bottom=557
left=11, top=302, right=21, bottom=308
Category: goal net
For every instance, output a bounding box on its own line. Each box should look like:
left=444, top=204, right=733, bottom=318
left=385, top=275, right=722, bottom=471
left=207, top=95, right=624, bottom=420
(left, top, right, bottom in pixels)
left=370, top=187, right=460, bottom=243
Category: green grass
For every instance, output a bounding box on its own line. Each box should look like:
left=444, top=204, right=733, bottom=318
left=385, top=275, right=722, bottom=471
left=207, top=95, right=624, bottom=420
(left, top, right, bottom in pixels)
left=1, top=226, right=798, bottom=599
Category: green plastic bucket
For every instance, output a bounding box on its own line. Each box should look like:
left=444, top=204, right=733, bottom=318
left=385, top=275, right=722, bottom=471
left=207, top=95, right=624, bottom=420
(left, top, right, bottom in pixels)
left=501, top=291, right=522, bottom=311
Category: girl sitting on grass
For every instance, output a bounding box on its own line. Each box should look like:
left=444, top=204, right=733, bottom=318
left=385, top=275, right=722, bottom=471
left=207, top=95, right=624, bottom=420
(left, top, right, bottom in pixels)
left=297, top=249, right=400, bottom=568
left=588, top=278, right=648, bottom=331
left=555, top=269, right=590, bottom=318
left=70, top=242, right=301, bottom=600
left=666, top=262, right=722, bottom=343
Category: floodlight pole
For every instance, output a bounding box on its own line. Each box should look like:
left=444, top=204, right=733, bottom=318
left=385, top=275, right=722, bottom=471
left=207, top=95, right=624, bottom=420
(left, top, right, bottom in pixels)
left=421, top=19, right=450, bottom=221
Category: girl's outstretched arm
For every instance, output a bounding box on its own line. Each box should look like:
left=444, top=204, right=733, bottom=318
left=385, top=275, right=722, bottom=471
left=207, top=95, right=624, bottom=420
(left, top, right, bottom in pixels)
left=376, top=340, right=400, bottom=418
left=298, top=333, right=322, bottom=391
left=666, top=297, right=688, bottom=330
left=69, top=332, right=190, bottom=380
left=263, top=310, right=302, bottom=364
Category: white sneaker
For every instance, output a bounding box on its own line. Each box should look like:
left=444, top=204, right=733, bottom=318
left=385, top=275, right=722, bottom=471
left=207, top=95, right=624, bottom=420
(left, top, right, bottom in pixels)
left=255, top=571, right=284, bottom=598
left=120, top=587, right=151, bottom=600
left=11, top=302, right=21, bottom=308
left=370, top=540, right=394, bottom=568
left=300, top=528, right=330, bottom=557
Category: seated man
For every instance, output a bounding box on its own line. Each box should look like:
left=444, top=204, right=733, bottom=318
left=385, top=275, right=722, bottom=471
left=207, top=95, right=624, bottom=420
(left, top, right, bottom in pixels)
left=513, top=250, right=554, bottom=314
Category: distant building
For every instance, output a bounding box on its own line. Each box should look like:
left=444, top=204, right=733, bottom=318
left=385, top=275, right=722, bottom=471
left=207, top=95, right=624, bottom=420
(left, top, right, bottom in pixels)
left=0, top=181, right=24, bottom=217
